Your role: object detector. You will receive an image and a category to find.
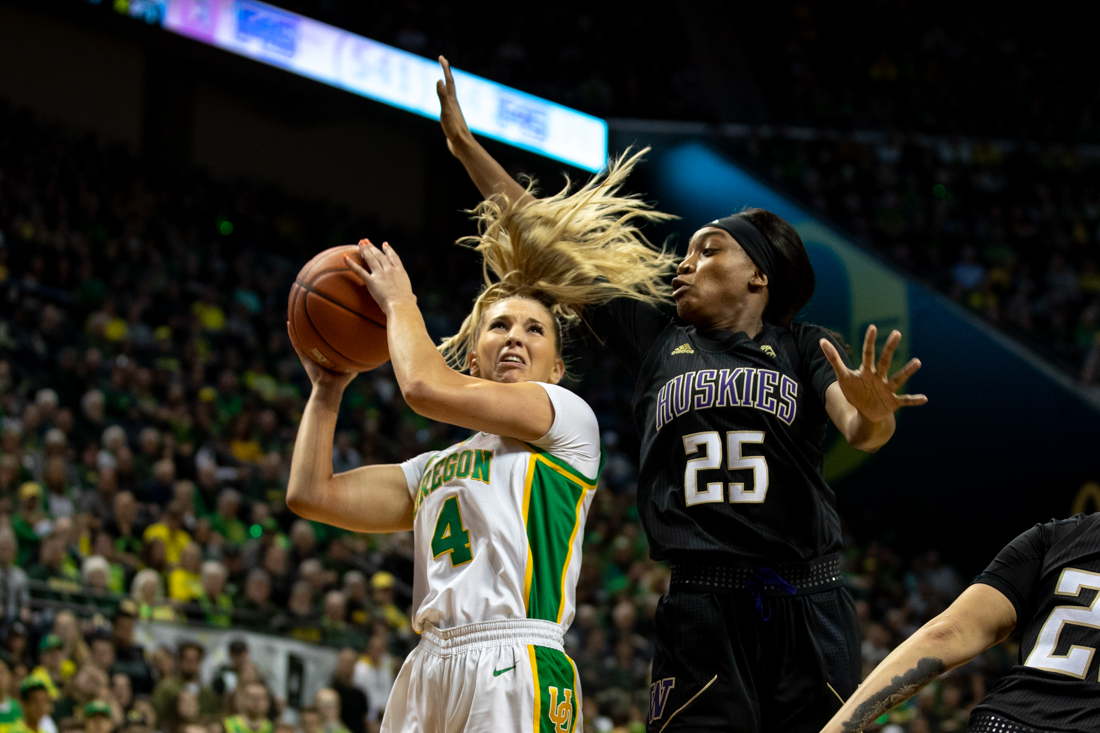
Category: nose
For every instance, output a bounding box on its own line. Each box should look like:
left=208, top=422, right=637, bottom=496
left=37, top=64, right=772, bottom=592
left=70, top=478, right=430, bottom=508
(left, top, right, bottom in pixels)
left=505, top=326, right=525, bottom=346
left=677, top=254, right=695, bottom=276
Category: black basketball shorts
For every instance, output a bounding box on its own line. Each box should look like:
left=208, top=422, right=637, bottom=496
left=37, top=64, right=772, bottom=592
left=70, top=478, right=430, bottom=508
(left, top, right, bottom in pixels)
left=646, top=586, right=861, bottom=733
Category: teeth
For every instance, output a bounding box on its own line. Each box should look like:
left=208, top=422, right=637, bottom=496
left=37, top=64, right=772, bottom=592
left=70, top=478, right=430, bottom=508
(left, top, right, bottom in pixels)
left=501, top=356, right=522, bottom=363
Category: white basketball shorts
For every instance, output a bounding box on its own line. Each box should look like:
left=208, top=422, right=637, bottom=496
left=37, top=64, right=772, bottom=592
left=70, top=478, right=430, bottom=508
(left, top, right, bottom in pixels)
left=380, top=618, right=582, bottom=733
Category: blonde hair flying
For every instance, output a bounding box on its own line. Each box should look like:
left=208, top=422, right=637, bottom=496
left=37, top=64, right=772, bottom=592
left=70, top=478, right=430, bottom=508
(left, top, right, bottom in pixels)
left=440, top=148, right=678, bottom=370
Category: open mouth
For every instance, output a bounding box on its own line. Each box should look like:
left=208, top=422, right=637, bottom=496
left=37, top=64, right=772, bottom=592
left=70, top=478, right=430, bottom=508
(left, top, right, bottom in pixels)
left=498, top=353, right=526, bottom=368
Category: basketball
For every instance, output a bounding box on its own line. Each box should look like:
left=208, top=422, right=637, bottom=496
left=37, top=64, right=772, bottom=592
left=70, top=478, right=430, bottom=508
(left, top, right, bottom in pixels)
left=287, top=245, right=390, bottom=373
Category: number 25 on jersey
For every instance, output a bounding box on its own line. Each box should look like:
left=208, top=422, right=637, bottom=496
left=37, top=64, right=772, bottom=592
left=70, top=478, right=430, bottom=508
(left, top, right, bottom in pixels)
left=431, top=496, right=473, bottom=567
left=683, top=430, right=769, bottom=506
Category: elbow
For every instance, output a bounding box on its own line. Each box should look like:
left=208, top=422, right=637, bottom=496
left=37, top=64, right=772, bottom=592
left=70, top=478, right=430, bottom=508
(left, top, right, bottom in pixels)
left=401, top=378, right=438, bottom=415
left=285, top=478, right=325, bottom=520
left=921, top=615, right=964, bottom=648
left=285, top=489, right=310, bottom=518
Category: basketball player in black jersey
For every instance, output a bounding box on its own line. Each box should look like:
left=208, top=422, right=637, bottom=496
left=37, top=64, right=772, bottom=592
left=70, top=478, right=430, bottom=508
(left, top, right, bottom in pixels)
left=820, top=513, right=1100, bottom=733
left=436, top=57, right=927, bottom=732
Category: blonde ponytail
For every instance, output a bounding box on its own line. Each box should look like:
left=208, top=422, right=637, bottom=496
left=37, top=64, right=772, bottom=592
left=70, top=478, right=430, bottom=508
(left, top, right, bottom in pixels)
left=440, top=148, right=678, bottom=370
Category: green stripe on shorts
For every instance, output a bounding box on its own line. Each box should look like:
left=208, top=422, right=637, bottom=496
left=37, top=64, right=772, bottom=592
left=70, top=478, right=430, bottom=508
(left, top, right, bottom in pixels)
left=533, top=646, right=579, bottom=733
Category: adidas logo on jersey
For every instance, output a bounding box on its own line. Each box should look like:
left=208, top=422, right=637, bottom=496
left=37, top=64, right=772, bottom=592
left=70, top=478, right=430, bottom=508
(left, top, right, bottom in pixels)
left=670, top=343, right=695, bottom=356
left=760, top=344, right=777, bottom=358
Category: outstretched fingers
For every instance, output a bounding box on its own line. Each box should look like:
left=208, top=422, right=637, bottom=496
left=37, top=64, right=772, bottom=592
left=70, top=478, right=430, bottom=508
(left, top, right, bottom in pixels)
left=894, top=393, right=929, bottom=407
left=861, top=324, right=878, bottom=370
left=877, top=330, right=902, bottom=375
left=819, top=338, right=850, bottom=378
left=888, top=358, right=923, bottom=391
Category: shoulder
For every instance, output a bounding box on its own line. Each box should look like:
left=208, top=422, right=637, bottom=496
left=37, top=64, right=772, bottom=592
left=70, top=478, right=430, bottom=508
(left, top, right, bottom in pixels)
left=537, top=383, right=597, bottom=422
left=788, top=321, right=845, bottom=351
left=529, top=383, right=602, bottom=479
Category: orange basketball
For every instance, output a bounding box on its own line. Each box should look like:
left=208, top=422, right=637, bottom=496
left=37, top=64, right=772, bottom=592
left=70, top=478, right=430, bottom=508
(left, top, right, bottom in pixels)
left=287, top=245, right=389, bottom=373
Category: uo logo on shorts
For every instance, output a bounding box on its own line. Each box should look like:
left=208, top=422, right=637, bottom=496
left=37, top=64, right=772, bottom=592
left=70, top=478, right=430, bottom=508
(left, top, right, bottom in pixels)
left=547, top=687, right=573, bottom=732
left=648, top=678, right=675, bottom=723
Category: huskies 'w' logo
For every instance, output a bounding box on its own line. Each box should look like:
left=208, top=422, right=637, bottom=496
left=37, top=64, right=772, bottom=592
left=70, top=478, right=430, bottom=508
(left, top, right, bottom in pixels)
left=548, top=686, right=573, bottom=732
left=648, top=678, right=676, bottom=723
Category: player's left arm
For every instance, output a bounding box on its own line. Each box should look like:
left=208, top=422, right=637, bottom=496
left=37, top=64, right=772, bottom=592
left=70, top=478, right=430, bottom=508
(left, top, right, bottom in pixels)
left=819, top=583, right=1016, bottom=733
left=345, top=240, right=557, bottom=441
left=822, top=324, right=927, bottom=452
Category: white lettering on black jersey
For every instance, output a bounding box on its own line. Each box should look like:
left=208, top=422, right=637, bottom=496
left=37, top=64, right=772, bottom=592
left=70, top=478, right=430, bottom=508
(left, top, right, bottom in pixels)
left=584, top=298, right=852, bottom=565
left=972, top=513, right=1100, bottom=731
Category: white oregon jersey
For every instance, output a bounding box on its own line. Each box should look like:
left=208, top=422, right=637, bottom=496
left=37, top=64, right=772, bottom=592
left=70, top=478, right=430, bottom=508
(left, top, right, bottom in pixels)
left=399, top=383, right=601, bottom=633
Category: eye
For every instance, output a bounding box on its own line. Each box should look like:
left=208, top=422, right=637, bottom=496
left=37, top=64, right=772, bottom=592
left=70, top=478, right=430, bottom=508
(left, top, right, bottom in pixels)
left=702, top=246, right=718, bottom=257
left=489, top=320, right=506, bottom=330
left=527, top=324, right=546, bottom=335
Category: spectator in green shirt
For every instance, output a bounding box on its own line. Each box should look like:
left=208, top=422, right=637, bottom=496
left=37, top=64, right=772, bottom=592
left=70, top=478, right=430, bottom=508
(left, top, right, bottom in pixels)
left=187, top=563, right=233, bottom=628
left=210, top=491, right=247, bottom=546
left=11, top=484, right=48, bottom=567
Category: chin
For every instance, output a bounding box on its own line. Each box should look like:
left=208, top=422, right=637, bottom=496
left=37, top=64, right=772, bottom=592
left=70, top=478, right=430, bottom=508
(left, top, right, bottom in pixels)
left=675, top=298, right=695, bottom=321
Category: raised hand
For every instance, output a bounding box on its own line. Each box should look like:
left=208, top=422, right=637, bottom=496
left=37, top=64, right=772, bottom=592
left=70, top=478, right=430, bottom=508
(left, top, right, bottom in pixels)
left=344, top=239, right=417, bottom=316
left=820, top=325, right=927, bottom=423
left=436, top=55, right=474, bottom=158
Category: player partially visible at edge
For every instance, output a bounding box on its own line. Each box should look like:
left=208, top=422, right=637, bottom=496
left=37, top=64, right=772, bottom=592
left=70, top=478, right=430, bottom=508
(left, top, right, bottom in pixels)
left=819, top=513, right=1100, bottom=733
left=285, top=212, right=673, bottom=728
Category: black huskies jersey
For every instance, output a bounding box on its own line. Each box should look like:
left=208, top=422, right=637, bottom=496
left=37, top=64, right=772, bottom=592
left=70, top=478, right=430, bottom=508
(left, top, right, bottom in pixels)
left=584, top=298, right=852, bottom=564
left=971, top=513, right=1100, bottom=732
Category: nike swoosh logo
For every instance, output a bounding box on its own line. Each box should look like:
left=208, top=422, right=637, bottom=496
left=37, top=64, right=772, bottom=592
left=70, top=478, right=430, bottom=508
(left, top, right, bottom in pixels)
left=492, top=665, right=517, bottom=677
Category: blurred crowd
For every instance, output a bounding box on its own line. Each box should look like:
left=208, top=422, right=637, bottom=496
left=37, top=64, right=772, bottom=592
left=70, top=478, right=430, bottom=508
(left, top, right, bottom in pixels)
left=739, top=1, right=1100, bottom=142
left=725, top=131, right=1100, bottom=384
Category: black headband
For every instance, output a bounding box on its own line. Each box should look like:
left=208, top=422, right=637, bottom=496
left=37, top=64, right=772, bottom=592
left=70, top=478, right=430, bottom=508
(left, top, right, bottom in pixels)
left=705, top=215, right=778, bottom=282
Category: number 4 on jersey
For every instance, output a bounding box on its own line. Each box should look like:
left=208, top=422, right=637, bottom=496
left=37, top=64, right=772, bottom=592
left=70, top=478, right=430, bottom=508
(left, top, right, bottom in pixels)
left=431, top=496, right=473, bottom=567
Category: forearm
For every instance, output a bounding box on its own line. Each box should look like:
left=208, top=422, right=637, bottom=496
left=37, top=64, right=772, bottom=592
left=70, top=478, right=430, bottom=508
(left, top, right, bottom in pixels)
left=287, top=386, right=342, bottom=508
left=823, top=612, right=997, bottom=733
left=287, top=387, right=413, bottom=532
left=454, top=138, right=534, bottom=205
left=385, top=300, right=466, bottom=407
left=844, top=411, right=895, bottom=452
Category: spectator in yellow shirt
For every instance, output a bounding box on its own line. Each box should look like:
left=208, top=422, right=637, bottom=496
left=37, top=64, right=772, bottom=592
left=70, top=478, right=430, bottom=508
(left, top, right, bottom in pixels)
left=167, top=543, right=203, bottom=603
left=369, top=573, right=409, bottom=636
left=141, top=502, right=190, bottom=565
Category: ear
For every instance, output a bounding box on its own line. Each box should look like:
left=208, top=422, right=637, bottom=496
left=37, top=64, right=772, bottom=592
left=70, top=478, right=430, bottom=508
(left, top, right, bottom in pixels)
left=467, top=352, right=480, bottom=378
left=749, top=267, right=769, bottom=289
left=547, top=357, right=566, bottom=385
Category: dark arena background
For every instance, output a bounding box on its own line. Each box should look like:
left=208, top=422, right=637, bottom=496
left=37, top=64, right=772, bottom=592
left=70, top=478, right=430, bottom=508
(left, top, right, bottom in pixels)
left=1, top=1, right=1098, bottom=732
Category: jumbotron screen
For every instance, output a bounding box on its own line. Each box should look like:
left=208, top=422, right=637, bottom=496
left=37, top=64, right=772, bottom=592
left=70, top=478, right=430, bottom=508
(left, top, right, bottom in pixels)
left=106, top=0, right=609, bottom=171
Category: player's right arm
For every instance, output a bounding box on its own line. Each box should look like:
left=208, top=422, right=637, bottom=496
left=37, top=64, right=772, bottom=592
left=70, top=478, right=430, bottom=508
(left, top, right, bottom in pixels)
left=285, top=337, right=414, bottom=533
left=437, top=55, right=534, bottom=206
left=818, top=583, right=1017, bottom=733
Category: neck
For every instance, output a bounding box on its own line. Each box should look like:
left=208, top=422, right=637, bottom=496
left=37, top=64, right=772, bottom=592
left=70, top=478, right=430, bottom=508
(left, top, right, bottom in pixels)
left=692, top=294, right=766, bottom=337
left=703, top=309, right=765, bottom=338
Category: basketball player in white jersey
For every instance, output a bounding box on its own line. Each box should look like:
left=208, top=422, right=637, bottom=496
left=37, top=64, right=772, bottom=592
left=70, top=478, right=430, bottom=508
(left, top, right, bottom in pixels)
left=287, top=239, right=601, bottom=733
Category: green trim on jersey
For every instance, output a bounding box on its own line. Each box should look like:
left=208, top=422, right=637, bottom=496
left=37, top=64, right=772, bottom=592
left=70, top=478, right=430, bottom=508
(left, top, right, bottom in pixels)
left=530, top=645, right=579, bottom=733
left=522, top=449, right=600, bottom=623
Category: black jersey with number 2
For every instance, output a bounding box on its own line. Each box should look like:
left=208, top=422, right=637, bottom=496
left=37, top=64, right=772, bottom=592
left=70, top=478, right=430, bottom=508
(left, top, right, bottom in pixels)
left=971, top=513, right=1100, bottom=732
left=584, top=298, right=852, bottom=565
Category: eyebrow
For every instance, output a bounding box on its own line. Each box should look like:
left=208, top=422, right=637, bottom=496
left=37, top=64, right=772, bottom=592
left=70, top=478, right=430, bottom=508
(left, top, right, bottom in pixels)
left=486, top=313, right=549, bottom=328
